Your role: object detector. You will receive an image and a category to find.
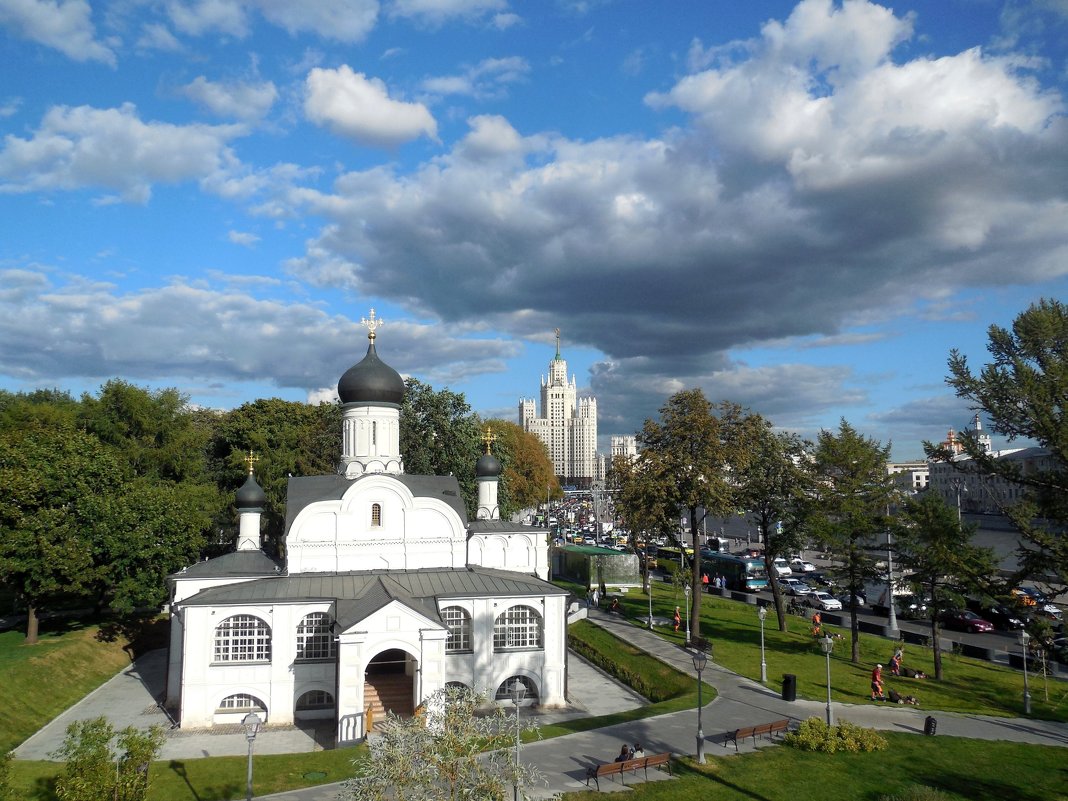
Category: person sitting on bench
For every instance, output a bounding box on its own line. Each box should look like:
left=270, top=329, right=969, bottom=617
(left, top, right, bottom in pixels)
left=614, top=744, right=630, bottom=762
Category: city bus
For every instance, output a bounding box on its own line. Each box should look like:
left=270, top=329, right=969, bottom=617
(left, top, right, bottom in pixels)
left=701, top=552, right=769, bottom=592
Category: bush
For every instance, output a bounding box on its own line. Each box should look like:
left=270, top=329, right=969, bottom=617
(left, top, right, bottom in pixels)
left=783, top=716, right=887, bottom=753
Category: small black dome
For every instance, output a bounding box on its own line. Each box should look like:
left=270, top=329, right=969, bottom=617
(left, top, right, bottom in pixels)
left=236, top=472, right=266, bottom=509
left=476, top=452, right=502, bottom=478
left=338, top=341, right=405, bottom=406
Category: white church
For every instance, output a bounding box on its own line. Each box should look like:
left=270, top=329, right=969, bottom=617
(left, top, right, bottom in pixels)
left=165, top=313, right=568, bottom=744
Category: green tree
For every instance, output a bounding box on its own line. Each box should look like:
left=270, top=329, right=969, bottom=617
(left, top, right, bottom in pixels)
left=52, top=717, right=164, bottom=801
left=401, top=378, right=482, bottom=515
left=342, top=685, right=541, bottom=801
left=614, top=451, right=679, bottom=589
left=894, top=491, right=996, bottom=680
left=811, top=420, right=897, bottom=663
left=930, top=298, right=1068, bottom=595
left=483, top=419, right=560, bottom=520
left=736, top=428, right=814, bottom=631
left=209, top=398, right=341, bottom=553
left=0, top=421, right=124, bottom=642
left=638, top=390, right=764, bottom=641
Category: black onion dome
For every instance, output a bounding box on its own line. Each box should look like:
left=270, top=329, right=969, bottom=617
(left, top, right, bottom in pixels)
left=338, top=341, right=405, bottom=405
left=476, top=452, right=502, bottom=478
left=236, top=472, right=266, bottom=509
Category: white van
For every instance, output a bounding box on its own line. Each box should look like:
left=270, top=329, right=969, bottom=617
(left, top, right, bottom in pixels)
left=772, top=557, right=792, bottom=577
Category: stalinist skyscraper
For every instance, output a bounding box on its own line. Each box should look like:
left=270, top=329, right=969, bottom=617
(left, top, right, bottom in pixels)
left=519, top=330, right=598, bottom=487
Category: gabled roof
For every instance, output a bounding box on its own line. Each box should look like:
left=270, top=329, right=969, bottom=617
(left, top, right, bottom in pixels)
left=284, top=473, right=468, bottom=534
left=177, top=566, right=567, bottom=630
left=169, top=550, right=281, bottom=581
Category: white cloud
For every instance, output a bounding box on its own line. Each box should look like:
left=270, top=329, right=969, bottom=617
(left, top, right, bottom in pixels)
left=135, top=22, right=182, bottom=52
left=227, top=230, right=261, bottom=247
left=256, top=0, right=379, bottom=42
left=304, top=65, right=437, bottom=147
left=0, top=268, right=519, bottom=392
left=180, top=76, right=278, bottom=121
left=0, top=97, right=20, bottom=118
left=280, top=1, right=1068, bottom=402
left=0, top=0, right=116, bottom=65
left=421, top=56, right=530, bottom=100
left=0, top=103, right=247, bottom=202
left=492, top=12, right=520, bottom=29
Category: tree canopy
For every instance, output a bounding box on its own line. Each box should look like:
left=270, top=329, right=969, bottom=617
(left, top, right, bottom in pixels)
left=811, top=419, right=897, bottom=662
left=894, top=491, right=995, bottom=680
left=637, top=390, right=765, bottom=642
left=929, top=297, right=1068, bottom=594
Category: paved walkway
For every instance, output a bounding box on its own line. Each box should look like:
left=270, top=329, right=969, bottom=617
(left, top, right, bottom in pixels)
left=15, top=609, right=1068, bottom=799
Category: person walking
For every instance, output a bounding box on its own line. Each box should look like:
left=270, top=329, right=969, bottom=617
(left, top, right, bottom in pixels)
left=870, top=663, right=884, bottom=700
left=673, top=606, right=682, bottom=633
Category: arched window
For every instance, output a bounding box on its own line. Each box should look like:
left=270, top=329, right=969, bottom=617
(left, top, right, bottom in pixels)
left=217, top=693, right=266, bottom=712
left=371, top=503, right=382, bottom=527
left=494, top=675, right=538, bottom=704
left=213, top=615, right=271, bottom=662
left=296, top=612, right=336, bottom=661
left=296, top=690, right=334, bottom=710
left=441, top=606, right=471, bottom=653
left=493, top=605, right=543, bottom=650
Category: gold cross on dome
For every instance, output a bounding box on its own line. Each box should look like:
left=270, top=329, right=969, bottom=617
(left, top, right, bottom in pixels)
left=481, top=427, right=498, bottom=454
left=243, top=449, right=260, bottom=474
left=361, top=308, right=383, bottom=341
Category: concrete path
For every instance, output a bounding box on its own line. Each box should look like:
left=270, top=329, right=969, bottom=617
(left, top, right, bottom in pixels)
left=14, top=609, right=1068, bottom=799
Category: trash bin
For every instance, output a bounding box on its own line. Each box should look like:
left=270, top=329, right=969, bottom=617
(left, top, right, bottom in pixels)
left=782, top=673, right=797, bottom=702
left=924, top=716, right=937, bottom=736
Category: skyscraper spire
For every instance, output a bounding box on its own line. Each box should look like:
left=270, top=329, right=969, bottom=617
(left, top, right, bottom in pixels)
left=554, top=327, right=561, bottom=360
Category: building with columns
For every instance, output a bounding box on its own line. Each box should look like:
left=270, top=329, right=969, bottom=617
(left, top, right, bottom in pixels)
left=165, top=313, right=565, bottom=744
left=518, top=330, right=598, bottom=487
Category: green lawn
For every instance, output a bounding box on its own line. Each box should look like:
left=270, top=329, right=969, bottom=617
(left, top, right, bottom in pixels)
left=561, top=733, right=1068, bottom=801
left=601, top=582, right=1068, bottom=721
left=0, top=622, right=137, bottom=753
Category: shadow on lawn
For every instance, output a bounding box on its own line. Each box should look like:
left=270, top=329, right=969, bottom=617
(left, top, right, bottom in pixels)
left=169, top=760, right=242, bottom=801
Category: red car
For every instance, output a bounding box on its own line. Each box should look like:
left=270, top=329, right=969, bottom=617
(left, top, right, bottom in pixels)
left=940, top=609, right=994, bottom=633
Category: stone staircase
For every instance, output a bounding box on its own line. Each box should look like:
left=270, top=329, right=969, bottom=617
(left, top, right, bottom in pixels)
left=365, top=674, right=413, bottom=724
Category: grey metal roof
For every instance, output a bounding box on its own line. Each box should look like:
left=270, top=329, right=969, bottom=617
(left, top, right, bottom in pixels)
left=284, top=473, right=468, bottom=535
left=467, top=519, right=535, bottom=535
left=169, top=550, right=281, bottom=581
left=179, top=566, right=566, bottom=613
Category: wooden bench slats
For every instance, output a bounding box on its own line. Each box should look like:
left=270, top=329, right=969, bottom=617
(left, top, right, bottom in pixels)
left=585, top=752, right=672, bottom=790
left=723, top=718, right=790, bottom=751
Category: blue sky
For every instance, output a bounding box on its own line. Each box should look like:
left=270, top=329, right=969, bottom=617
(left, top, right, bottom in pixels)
left=2, top=0, right=1068, bottom=460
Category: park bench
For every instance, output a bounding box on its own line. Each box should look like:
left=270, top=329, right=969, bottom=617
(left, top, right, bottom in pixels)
left=584, top=752, right=672, bottom=790
left=722, top=718, right=790, bottom=751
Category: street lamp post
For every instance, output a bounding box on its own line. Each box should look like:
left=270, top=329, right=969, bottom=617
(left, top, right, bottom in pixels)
left=757, top=606, right=768, bottom=683
left=692, top=650, right=707, bottom=764
left=241, top=711, right=262, bottom=801
left=510, top=678, right=527, bottom=801
left=1020, top=631, right=1032, bottom=715
left=684, top=584, right=691, bottom=645
left=820, top=635, right=835, bottom=727
left=646, top=574, right=653, bottom=630
left=886, top=527, right=899, bottom=639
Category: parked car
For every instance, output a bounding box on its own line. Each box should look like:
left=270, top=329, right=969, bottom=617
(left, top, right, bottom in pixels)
left=772, top=557, right=792, bottom=577
left=805, top=571, right=835, bottom=588
left=807, top=591, right=843, bottom=611
left=781, top=577, right=814, bottom=596
left=1032, top=604, right=1064, bottom=631
left=790, top=557, right=817, bottom=573
left=965, top=599, right=1026, bottom=631
left=836, top=591, right=867, bottom=610
left=1011, top=586, right=1049, bottom=607
left=940, top=609, right=994, bottom=633
left=1050, top=638, right=1068, bottom=665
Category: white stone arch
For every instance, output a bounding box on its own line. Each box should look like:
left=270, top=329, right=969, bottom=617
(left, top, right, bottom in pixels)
left=492, top=671, right=540, bottom=708
left=293, top=681, right=336, bottom=721
left=212, top=688, right=269, bottom=725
